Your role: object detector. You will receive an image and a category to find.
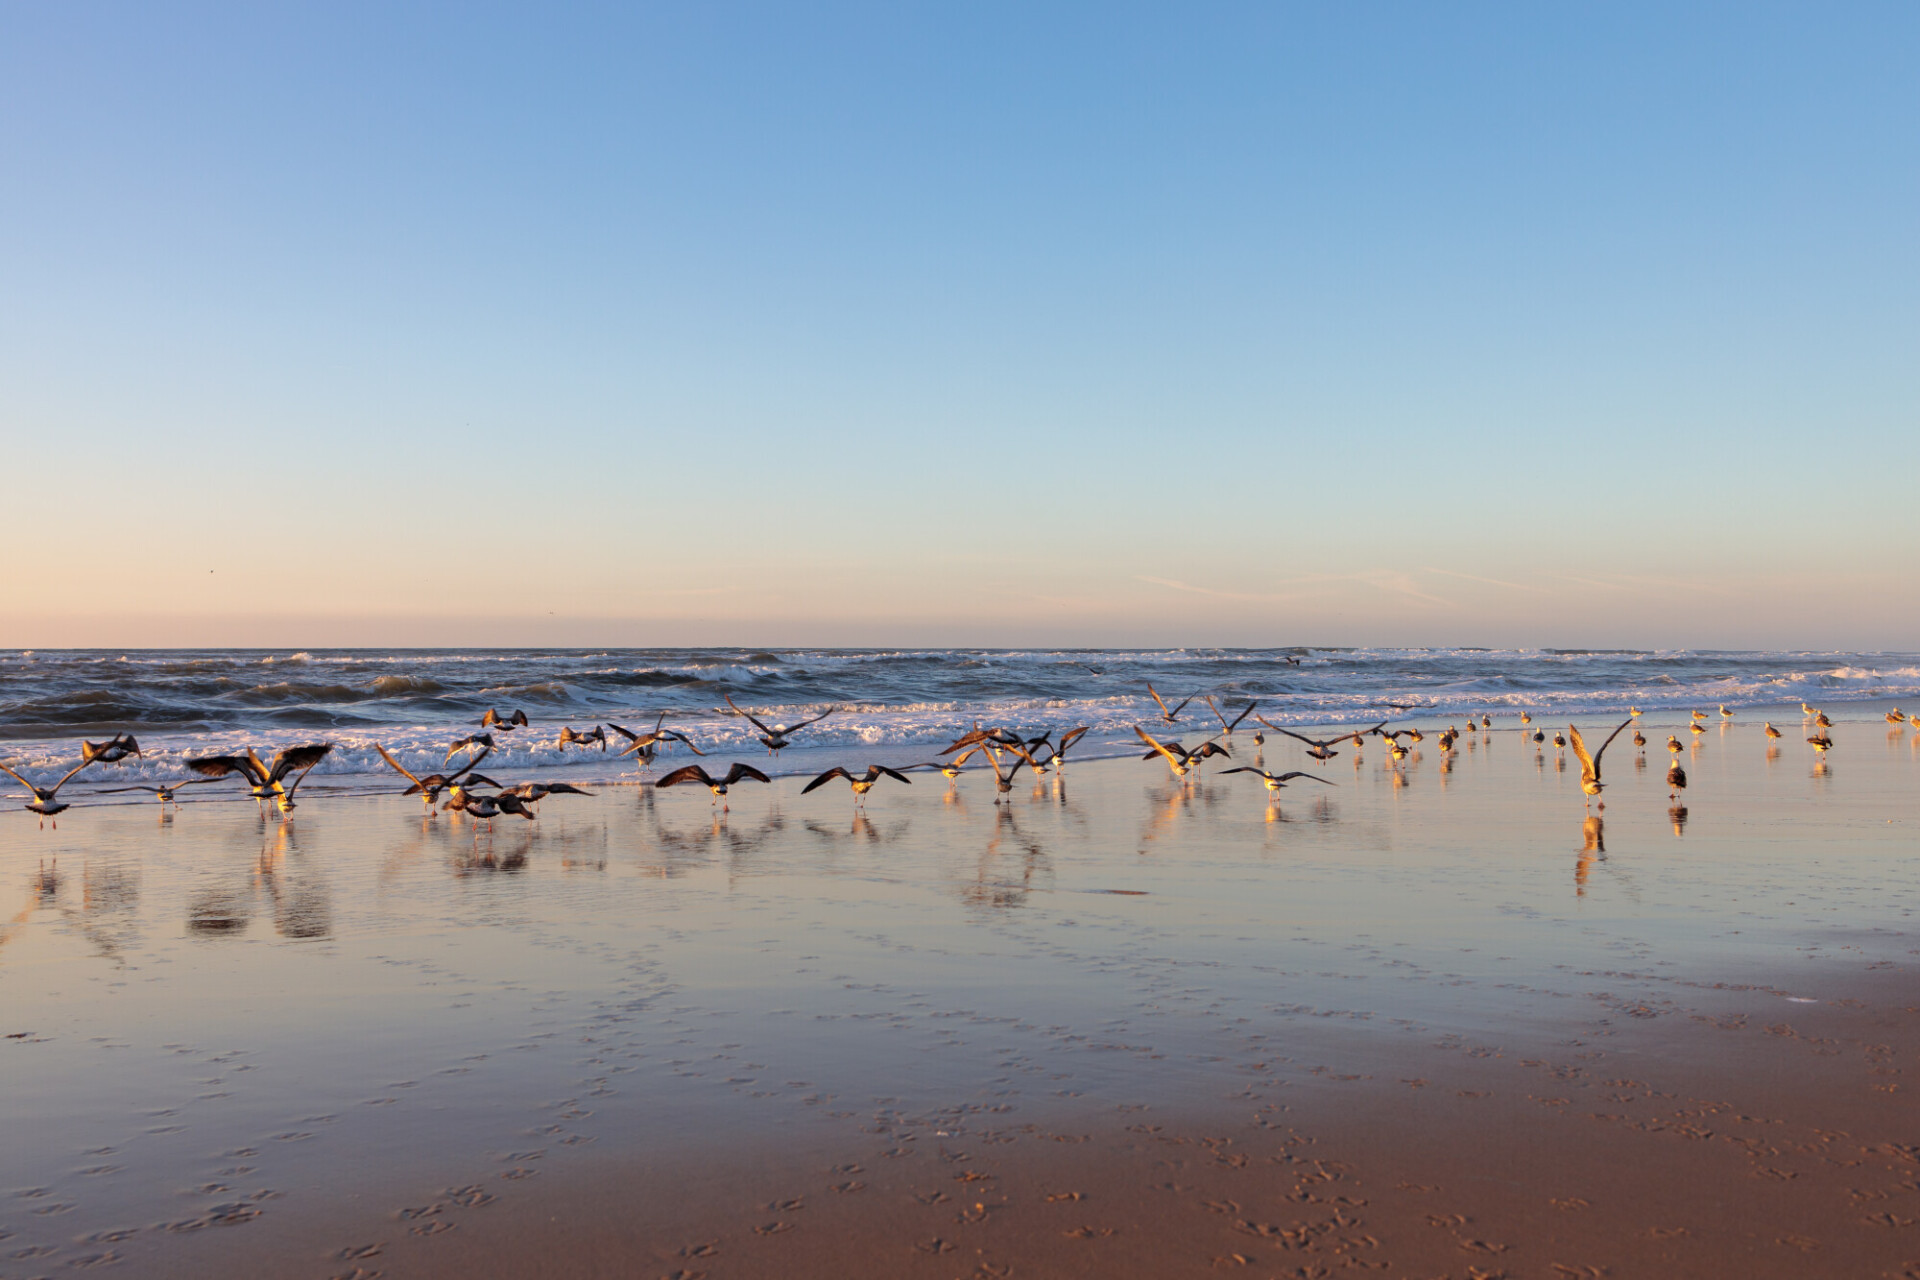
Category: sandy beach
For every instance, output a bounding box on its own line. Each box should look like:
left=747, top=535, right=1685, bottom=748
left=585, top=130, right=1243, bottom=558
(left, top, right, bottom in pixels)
left=5, top=711, right=1918, bottom=1278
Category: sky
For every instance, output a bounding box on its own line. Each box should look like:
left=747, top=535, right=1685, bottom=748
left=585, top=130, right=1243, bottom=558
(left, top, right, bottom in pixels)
left=3, top=2, right=1915, bottom=649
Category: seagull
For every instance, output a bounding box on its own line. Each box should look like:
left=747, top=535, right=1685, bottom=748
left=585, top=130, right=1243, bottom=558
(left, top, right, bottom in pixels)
left=1530, top=729, right=1545, bottom=745
left=1814, top=712, right=1832, bottom=730
left=1552, top=732, right=1566, bottom=750
left=80, top=734, right=142, bottom=765
left=0, top=756, right=97, bottom=827
left=1146, top=683, right=1196, bottom=724
left=1719, top=704, right=1735, bottom=719
left=1689, top=721, right=1707, bottom=735
left=1765, top=723, right=1783, bottom=740
left=1480, top=715, right=1492, bottom=729
left=556, top=725, right=606, bottom=752
left=955, top=742, right=1038, bottom=802
left=1801, top=702, right=1818, bottom=717
left=1567, top=719, right=1633, bottom=809
left=374, top=744, right=497, bottom=812
left=1666, top=735, right=1684, bottom=755
left=1035, top=726, right=1090, bottom=769
left=939, top=725, right=1027, bottom=756
left=446, top=791, right=536, bottom=830
left=1135, top=726, right=1197, bottom=779
left=187, top=745, right=332, bottom=805
left=1219, top=766, right=1334, bottom=795
left=481, top=709, right=530, bottom=731
left=1690, top=709, right=1708, bottom=721
left=1887, top=710, right=1908, bottom=726
left=1519, top=712, right=1533, bottom=726
left=658, top=762, right=772, bottom=808
left=1667, top=759, right=1687, bottom=800
left=1257, top=718, right=1384, bottom=763
left=723, top=695, right=836, bottom=756
left=911, top=760, right=970, bottom=782
left=270, top=758, right=328, bottom=814
left=608, top=716, right=705, bottom=770
left=802, top=764, right=912, bottom=806
left=444, top=733, right=496, bottom=764
left=1807, top=735, right=1834, bottom=754
left=1203, top=697, right=1259, bottom=736
left=1070, top=660, right=1106, bottom=676
left=1632, top=729, right=1647, bottom=749
left=1629, top=707, right=1643, bottom=718
left=99, top=779, right=217, bottom=806
left=498, top=782, right=595, bottom=803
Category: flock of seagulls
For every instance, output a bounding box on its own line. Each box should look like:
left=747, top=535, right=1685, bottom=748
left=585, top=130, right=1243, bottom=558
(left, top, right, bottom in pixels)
left=2, top=691, right=1909, bottom=831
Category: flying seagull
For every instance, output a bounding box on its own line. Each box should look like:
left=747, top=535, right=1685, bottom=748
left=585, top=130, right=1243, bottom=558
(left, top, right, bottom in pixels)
left=1567, top=719, right=1633, bottom=810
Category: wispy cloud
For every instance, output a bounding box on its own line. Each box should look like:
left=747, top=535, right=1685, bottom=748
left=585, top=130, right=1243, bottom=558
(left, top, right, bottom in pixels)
left=1421, top=567, right=1541, bottom=592
left=1134, top=576, right=1299, bottom=603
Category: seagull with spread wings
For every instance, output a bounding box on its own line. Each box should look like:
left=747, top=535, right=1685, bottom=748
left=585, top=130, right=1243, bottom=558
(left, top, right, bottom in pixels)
left=1035, top=726, right=1090, bottom=769
left=1135, top=726, right=1204, bottom=779
left=99, top=779, right=217, bottom=807
left=444, top=732, right=496, bottom=764
left=954, top=741, right=1040, bottom=802
left=802, top=764, right=913, bottom=806
left=1146, top=683, right=1195, bottom=724
left=657, top=762, right=771, bottom=808
left=556, top=725, right=606, bottom=752
left=186, top=745, right=332, bottom=807
left=1257, top=719, right=1385, bottom=763
left=80, top=734, right=143, bottom=765
left=481, top=708, right=530, bottom=731
left=724, top=695, right=836, bottom=757
left=609, top=715, right=706, bottom=771
left=1567, top=719, right=1633, bottom=810
left=0, top=755, right=98, bottom=827
left=1219, top=766, right=1335, bottom=795
left=374, top=744, right=499, bottom=813
left=1204, top=697, right=1259, bottom=736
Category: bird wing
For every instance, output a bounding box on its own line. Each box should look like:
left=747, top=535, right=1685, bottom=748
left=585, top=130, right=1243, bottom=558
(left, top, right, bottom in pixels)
left=941, top=728, right=991, bottom=755
left=1567, top=725, right=1598, bottom=785
left=1589, top=718, right=1632, bottom=778
left=463, top=773, right=502, bottom=789
left=1058, top=726, right=1089, bottom=753
left=1146, top=683, right=1171, bottom=716
left=546, top=783, right=594, bottom=796
left=1133, top=726, right=1185, bottom=770
left=724, top=694, right=775, bottom=736
left=1168, top=694, right=1195, bottom=718
left=1269, top=726, right=1331, bottom=749
left=449, top=747, right=493, bottom=783
left=1276, top=772, right=1336, bottom=786
left=875, top=765, right=914, bottom=785
left=656, top=765, right=712, bottom=789
left=270, top=743, right=332, bottom=784
left=282, top=763, right=321, bottom=798
left=186, top=754, right=252, bottom=780
left=1218, top=767, right=1257, bottom=777
left=606, top=722, right=639, bottom=743
left=662, top=730, right=707, bottom=756
left=1226, top=701, right=1258, bottom=731
left=724, top=763, right=772, bottom=785
left=481, top=709, right=500, bottom=727
left=802, top=767, right=852, bottom=794
left=1205, top=696, right=1229, bottom=730
left=786, top=706, right=836, bottom=732
left=373, top=744, right=422, bottom=787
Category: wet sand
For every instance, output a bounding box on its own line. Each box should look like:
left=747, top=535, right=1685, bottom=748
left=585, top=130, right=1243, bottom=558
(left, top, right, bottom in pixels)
left=4, top=711, right=1919, bottom=1278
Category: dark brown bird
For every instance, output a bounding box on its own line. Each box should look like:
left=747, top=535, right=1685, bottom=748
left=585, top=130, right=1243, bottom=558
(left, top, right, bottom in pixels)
left=1666, top=760, right=1688, bottom=800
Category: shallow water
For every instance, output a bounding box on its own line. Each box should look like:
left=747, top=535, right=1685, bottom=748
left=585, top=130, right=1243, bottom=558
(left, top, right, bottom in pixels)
left=2, top=716, right=1917, bottom=1275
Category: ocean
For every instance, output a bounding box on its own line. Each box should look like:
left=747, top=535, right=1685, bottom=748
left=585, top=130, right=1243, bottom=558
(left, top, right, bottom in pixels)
left=2, top=647, right=1914, bottom=789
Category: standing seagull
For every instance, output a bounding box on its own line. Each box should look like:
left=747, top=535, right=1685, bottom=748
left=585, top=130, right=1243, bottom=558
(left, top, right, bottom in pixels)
left=1667, top=758, right=1688, bottom=800
left=0, top=756, right=97, bottom=827
left=657, top=762, right=771, bottom=809
left=723, top=695, right=836, bottom=757
left=1567, top=719, right=1633, bottom=810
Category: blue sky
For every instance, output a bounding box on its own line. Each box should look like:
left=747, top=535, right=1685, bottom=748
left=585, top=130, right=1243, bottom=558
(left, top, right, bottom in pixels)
left=4, top=3, right=1915, bottom=647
